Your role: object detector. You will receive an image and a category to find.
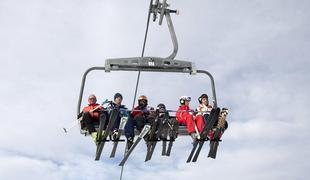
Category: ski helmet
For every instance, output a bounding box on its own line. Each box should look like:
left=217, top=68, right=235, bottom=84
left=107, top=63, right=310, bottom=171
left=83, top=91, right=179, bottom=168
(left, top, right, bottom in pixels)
left=138, top=95, right=148, bottom=101
left=157, top=103, right=166, bottom=110
left=198, top=94, right=208, bottom=104
left=138, top=95, right=148, bottom=108
left=179, top=96, right=191, bottom=105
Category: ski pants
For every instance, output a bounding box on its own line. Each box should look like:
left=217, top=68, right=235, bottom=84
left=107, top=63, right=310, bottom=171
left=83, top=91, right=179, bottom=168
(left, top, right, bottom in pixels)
left=193, top=115, right=205, bottom=133
left=83, top=112, right=107, bottom=133
left=178, top=114, right=205, bottom=134
left=177, top=114, right=194, bottom=134
left=124, top=115, right=152, bottom=139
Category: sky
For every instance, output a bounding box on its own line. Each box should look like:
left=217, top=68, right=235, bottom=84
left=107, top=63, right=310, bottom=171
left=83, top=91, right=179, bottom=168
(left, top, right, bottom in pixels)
left=1, top=0, right=310, bottom=179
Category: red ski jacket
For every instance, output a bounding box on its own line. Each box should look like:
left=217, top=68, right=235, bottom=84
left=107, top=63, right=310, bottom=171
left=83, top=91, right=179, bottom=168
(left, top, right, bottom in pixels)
left=131, top=106, right=143, bottom=118
left=176, top=105, right=195, bottom=133
left=131, top=106, right=154, bottom=118
left=82, top=103, right=102, bottom=119
left=176, top=105, right=190, bottom=124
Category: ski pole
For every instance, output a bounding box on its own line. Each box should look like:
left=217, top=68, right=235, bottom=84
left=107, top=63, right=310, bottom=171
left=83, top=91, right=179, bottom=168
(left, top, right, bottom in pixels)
left=63, top=117, right=82, bottom=133
left=193, top=121, right=201, bottom=140
left=63, top=99, right=109, bottom=134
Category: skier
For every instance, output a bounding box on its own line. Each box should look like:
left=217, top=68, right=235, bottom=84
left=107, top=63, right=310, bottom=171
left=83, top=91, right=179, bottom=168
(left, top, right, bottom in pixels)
left=175, top=96, right=204, bottom=140
left=105, top=93, right=128, bottom=140
left=157, top=103, right=179, bottom=156
left=149, top=103, right=170, bottom=141
left=78, top=94, right=106, bottom=142
left=124, top=95, right=156, bottom=150
left=196, top=93, right=213, bottom=125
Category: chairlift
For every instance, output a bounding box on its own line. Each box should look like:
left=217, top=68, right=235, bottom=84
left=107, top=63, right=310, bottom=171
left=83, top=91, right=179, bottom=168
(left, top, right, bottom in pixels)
left=75, top=0, right=227, bottom=167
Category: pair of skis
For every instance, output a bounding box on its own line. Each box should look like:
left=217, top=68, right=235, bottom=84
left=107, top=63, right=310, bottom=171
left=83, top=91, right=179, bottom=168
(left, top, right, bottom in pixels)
left=145, top=118, right=159, bottom=162
left=145, top=112, right=179, bottom=161
left=119, top=124, right=151, bottom=166
left=208, top=108, right=228, bottom=159
left=95, top=109, right=119, bottom=160
left=109, top=115, right=128, bottom=158
left=144, top=113, right=167, bottom=161
left=161, top=117, right=178, bottom=156
left=186, top=108, right=220, bottom=163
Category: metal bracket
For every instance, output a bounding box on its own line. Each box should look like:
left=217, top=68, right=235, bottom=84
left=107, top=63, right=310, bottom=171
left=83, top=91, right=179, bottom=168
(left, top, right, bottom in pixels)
left=119, top=117, right=128, bottom=130
left=139, top=125, right=151, bottom=138
left=150, top=0, right=179, bottom=59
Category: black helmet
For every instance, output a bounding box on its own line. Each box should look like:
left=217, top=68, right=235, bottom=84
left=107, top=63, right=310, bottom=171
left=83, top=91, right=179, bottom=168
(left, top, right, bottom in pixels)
left=198, top=94, right=208, bottom=104
left=157, top=103, right=166, bottom=110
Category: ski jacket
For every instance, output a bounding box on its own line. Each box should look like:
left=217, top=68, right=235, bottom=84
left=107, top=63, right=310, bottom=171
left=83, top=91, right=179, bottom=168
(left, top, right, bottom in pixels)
left=106, top=102, right=126, bottom=111
left=131, top=106, right=154, bottom=118
left=176, top=105, right=196, bottom=133
left=176, top=105, right=192, bottom=124
left=82, top=103, right=103, bottom=119
left=196, top=104, right=212, bottom=116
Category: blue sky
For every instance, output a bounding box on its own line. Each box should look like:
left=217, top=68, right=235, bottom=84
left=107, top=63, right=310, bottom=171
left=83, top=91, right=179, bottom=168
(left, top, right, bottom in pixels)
left=1, top=0, right=310, bottom=179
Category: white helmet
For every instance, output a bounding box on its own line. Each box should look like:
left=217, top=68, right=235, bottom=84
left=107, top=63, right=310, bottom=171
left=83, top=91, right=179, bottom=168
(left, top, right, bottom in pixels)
left=179, top=96, right=191, bottom=105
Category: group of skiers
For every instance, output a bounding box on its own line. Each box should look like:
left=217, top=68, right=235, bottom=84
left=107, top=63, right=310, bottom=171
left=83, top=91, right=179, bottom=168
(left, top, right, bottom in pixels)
left=79, top=92, right=228, bottom=149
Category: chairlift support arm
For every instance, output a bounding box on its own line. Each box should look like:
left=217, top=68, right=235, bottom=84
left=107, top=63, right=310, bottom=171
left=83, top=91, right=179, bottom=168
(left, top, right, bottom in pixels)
left=150, top=0, right=179, bottom=59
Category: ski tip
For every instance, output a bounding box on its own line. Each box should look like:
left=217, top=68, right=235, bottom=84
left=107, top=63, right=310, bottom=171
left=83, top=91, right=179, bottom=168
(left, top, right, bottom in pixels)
left=119, top=163, right=125, bottom=166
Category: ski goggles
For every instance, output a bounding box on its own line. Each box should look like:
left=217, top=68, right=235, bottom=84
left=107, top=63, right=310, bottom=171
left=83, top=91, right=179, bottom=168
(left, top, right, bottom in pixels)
left=180, top=96, right=191, bottom=101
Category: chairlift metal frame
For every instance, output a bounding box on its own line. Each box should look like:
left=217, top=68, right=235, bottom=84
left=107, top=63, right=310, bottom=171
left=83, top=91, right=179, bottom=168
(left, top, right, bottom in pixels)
left=77, top=0, right=218, bottom=136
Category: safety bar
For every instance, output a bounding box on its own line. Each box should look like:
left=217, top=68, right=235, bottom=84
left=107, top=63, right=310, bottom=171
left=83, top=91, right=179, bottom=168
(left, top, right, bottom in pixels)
left=77, top=65, right=217, bottom=114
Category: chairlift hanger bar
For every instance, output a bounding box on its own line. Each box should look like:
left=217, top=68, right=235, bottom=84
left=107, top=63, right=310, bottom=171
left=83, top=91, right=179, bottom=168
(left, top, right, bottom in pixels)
left=151, top=0, right=179, bottom=59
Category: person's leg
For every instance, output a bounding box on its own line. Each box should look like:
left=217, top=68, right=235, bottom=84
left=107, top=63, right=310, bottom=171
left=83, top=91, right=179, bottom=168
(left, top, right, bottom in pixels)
left=112, top=114, right=121, bottom=131
left=185, top=114, right=195, bottom=134
left=134, top=116, right=145, bottom=133
left=195, top=115, right=205, bottom=133
left=83, top=112, right=97, bottom=133
left=203, top=114, right=210, bottom=125
left=124, top=116, right=135, bottom=150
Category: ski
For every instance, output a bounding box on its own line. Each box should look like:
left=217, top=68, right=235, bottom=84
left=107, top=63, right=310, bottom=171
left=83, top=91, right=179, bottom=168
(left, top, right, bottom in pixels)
left=109, top=116, right=128, bottom=158
left=145, top=117, right=158, bottom=161
left=119, top=125, right=151, bottom=166
left=186, top=108, right=219, bottom=163
left=208, top=108, right=228, bottom=159
left=165, top=140, right=174, bottom=156
left=95, top=108, right=119, bottom=160
left=192, top=108, right=221, bottom=162
left=162, top=138, right=167, bottom=156
left=160, top=119, right=169, bottom=156
left=96, top=112, right=107, bottom=146
left=145, top=112, right=167, bottom=161
left=165, top=117, right=178, bottom=156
